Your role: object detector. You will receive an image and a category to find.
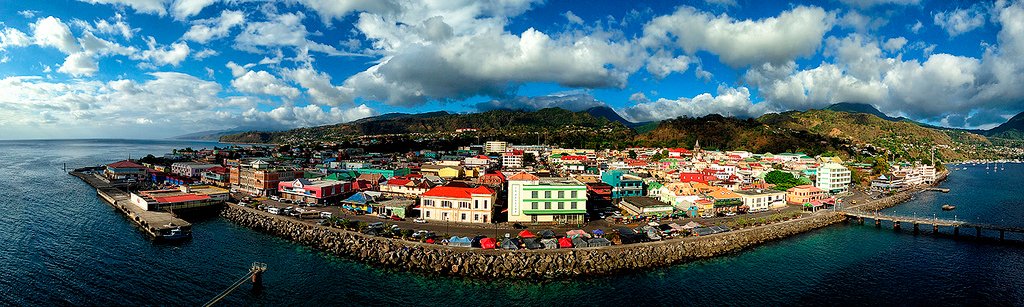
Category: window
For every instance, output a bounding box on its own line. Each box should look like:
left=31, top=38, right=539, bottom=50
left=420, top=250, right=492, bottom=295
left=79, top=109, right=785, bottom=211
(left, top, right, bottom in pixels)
left=532, top=202, right=538, bottom=210
left=461, top=213, right=467, bottom=221
left=483, top=200, right=488, bottom=209
left=544, top=191, right=551, bottom=198
left=571, top=191, right=577, bottom=198
left=475, top=200, right=479, bottom=209
left=426, top=211, right=431, bottom=218
left=474, top=214, right=479, bottom=221
left=557, top=191, right=564, bottom=198
left=531, top=191, right=538, bottom=198
left=557, top=202, right=564, bottom=209
left=570, top=202, right=577, bottom=209
left=544, top=202, right=551, bottom=209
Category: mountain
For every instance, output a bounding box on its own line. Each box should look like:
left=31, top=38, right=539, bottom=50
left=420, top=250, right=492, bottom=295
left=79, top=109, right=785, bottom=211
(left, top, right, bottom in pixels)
left=822, top=102, right=909, bottom=122
left=172, top=126, right=286, bottom=141
left=219, top=108, right=635, bottom=148
left=985, top=112, right=1024, bottom=139
left=584, top=106, right=658, bottom=130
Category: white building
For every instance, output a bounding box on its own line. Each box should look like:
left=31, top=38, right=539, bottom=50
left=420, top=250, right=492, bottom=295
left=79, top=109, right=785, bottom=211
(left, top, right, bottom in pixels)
left=735, top=189, right=787, bottom=212
left=816, top=162, right=852, bottom=194
left=419, top=185, right=496, bottom=224
left=502, top=150, right=524, bottom=169
left=170, top=162, right=220, bottom=178
left=507, top=172, right=587, bottom=224
left=484, top=141, right=509, bottom=154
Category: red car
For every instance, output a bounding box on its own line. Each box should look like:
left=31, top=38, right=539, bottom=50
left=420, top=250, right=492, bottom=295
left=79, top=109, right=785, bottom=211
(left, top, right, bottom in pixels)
left=390, top=215, right=404, bottom=221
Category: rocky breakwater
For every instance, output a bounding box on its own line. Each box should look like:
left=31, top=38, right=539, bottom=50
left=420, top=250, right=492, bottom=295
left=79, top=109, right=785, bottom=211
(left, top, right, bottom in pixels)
left=221, top=205, right=846, bottom=279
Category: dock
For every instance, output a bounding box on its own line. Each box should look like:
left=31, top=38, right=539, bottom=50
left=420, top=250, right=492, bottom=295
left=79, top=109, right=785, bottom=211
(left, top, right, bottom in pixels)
left=70, top=171, right=192, bottom=240
left=844, top=211, right=1024, bottom=241
left=926, top=187, right=950, bottom=193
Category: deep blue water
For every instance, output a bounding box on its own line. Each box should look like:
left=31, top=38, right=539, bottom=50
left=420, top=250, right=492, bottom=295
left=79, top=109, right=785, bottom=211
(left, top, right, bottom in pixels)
left=1, top=139, right=1023, bottom=306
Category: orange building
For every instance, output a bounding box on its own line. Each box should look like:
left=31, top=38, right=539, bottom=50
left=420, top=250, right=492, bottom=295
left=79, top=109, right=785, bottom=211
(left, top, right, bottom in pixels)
left=786, top=185, right=826, bottom=205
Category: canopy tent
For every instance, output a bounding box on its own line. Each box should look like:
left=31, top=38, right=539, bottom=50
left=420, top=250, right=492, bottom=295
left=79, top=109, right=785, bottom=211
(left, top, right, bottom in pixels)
left=683, top=221, right=702, bottom=229
left=523, top=238, right=545, bottom=250
left=540, top=238, right=558, bottom=249
left=588, top=237, right=612, bottom=247
left=571, top=237, right=589, bottom=248
left=501, top=238, right=520, bottom=250
left=480, top=237, right=497, bottom=249
left=591, top=229, right=605, bottom=236
left=558, top=237, right=573, bottom=248
left=539, top=230, right=556, bottom=239
left=448, top=236, right=473, bottom=247
left=565, top=229, right=590, bottom=238
left=518, top=230, right=537, bottom=238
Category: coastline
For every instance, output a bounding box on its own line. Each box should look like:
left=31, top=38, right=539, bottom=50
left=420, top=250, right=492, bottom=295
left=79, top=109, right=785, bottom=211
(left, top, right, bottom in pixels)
left=216, top=171, right=950, bottom=279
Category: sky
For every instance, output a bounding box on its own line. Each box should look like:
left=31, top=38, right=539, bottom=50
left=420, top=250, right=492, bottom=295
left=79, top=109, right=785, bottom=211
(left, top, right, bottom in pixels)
left=1, top=0, right=1022, bottom=139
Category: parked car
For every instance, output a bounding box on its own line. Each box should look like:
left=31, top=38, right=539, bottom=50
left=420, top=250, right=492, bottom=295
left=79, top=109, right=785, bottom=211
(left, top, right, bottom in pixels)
left=412, top=230, right=435, bottom=239
left=377, top=214, right=389, bottom=219
left=319, top=212, right=332, bottom=219
left=390, top=215, right=404, bottom=221
left=413, top=218, right=427, bottom=224
left=266, top=207, right=281, bottom=215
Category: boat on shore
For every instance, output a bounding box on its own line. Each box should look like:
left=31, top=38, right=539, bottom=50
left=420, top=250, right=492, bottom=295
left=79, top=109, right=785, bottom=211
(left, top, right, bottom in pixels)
left=941, top=204, right=956, bottom=211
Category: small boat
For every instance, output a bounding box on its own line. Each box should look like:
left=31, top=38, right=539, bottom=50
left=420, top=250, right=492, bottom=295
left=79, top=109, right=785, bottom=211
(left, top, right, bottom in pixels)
left=160, top=225, right=191, bottom=240
left=941, top=204, right=956, bottom=211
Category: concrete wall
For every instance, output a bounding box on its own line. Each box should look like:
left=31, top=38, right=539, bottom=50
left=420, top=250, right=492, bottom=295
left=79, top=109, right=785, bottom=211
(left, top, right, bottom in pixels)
left=221, top=205, right=845, bottom=279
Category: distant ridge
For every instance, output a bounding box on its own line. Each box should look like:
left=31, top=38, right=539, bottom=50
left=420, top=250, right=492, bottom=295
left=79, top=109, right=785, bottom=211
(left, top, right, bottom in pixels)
left=584, top=106, right=656, bottom=130
left=985, top=111, right=1024, bottom=139
left=822, top=102, right=905, bottom=122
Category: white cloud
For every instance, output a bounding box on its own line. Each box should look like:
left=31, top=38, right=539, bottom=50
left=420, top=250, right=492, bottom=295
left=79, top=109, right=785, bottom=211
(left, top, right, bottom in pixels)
left=933, top=4, right=986, bottom=37
left=646, top=51, right=691, bottom=79
left=171, top=0, right=216, bottom=20
left=284, top=66, right=351, bottom=106
left=883, top=37, right=908, bottom=52
left=79, top=31, right=137, bottom=56
left=183, top=10, right=244, bottom=43
left=910, top=20, right=924, bottom=33
left=704, top=0, right=738, bottom=8
left=0, top=27, right=31, bottom=50
left=32, top=16, right=81, bottom=54
left=134, top=38, right=190, bottom=66
left=58, top=52, right=99, bottom=76
left=564, top=11, right=583, bottom=24
left=838, top=0, right=921, bottom=9
left=227, top=62, right=300, bottom=99
left=292, top=0, right=400, bottom=24
left=193, top=48, right=218, bottom=59
left=79, top=0, right=170, bottom=16
left=18, top=10, right=38, bottom=18
left=641, top=5, right=833, bottom=67
left=474, top=91, right=607, bottom=112
left=839, top=10, right=888, bottom=33
left=622, top=86, right=771, bottom=122
left=235, top=11, right=356, bottom=57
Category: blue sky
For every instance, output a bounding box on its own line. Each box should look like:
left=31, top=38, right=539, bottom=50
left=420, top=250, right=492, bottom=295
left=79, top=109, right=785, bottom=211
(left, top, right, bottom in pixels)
left=1, top=0, right=1022, bottom=139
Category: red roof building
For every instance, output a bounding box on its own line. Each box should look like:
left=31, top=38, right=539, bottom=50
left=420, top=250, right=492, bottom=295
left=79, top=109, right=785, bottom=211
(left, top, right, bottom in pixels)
left=420, top=185, right=496, bottom=224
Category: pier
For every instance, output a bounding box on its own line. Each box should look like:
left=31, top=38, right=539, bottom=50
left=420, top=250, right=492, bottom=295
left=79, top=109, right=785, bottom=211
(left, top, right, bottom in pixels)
left=70, top=171, right=192, bottom=240
left=925, top=187, right=950, bottom=193
left=844, top=211, right=1024, bottom=241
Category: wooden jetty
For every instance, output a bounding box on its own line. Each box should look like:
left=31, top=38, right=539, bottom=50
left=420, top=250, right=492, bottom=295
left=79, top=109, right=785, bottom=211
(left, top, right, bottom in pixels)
left=844, top=211, right=1023, bottom=241
left=70, top=171, right=192, bottom=240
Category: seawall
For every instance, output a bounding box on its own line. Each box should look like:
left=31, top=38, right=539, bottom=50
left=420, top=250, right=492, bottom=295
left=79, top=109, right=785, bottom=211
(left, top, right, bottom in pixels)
left=221, top=205, right=845, bottom=279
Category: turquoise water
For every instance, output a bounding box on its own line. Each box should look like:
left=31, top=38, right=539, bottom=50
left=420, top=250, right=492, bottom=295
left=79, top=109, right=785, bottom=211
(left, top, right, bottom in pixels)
left=1, top=139, right=1022, bottom=306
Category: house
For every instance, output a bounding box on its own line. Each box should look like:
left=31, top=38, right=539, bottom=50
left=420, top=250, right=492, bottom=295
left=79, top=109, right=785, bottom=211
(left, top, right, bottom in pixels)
left=735, top=189, right=787, bottom=212
left=419, top=164, right=463, bottom=179
left=618, top=196, right=674, bottom=217
left=340, top=191, right=381, bottom=213
left=419, top=185, right=496, bottom=224
left=477, top=171, right=506, bottom=188
left=871, top=173, right=906, bottom=191
left=231, top=167, right=305, bottom=196
left=464, top=155, right=492, bottom=167
left=787, top=185, right=826, bottom=205
left=507, top=172, right=588, bottom=225
left=679, top=172, right=718, bottom=184
left=356, top=173, right=387, bottom=187
left=171, top=162, right=220, bottom=178
left=354, top=167, right=410, bottom=179
left=379, top=177, right=434, bottom=197
left=278, top=178, right=351, bottom=204
left=601, top=169, right=644, bottom=199
left=816, top=163, right=852, bottom=194
left=200, top=166, right=230, bottom=187
left=104, top=160, right=148, bottom=184
left=706, top=188, right=743, bottom=213
left=656, top=182, right=707, bottom=210
left=372, top=199, right=415, bottom=218
left=502, top=150, right=524, bottom=169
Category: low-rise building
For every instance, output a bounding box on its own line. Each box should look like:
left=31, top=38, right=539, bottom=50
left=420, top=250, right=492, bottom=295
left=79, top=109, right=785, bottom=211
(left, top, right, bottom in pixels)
left=484, top=141, right=509, bottom=154
left=231, top=167, right=305, bottom=196
left=787, top=185, right=826, bottom=204
left=129, top=185, right=228, bottom=211
left=601, top=169, right=644, bottom=199
left=507, top=172, right=588, bottom=225
left=735, top=189, right=787, bottom=212
left=104, top=160, right=148, bottom=184
left=278, top=178, right=351, bottom=204
left=617, top=196, right=674, bottom=217
left=419, top=185, right=496, bottom=224
left=502, top=150, right=524, bottom=169
left=171, top=162, right=220, bottom=178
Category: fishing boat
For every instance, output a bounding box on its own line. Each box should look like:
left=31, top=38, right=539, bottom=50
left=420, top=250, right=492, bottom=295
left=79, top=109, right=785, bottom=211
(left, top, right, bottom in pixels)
left=941, top=204, right=956, bottom=211
left=160, top=224, right=192, bottom=240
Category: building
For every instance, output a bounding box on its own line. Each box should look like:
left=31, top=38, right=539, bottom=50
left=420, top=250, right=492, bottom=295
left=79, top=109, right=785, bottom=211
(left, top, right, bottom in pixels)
left=484, top=141, right=509, bottom=154
left=419, top=164, right=463, bottom=179
left=200, top=166, right=230, bottom=187
left=379, top=177, right=434, bottom=197
left=463, top=155, right=492, bottom=167
left=735, top=189, right=787, bottom=212
left=278, top=178, right=351, bottom=204
left=354, top=168, right=411, bottom=179
left=706, top=188, right=743, bottom=214
left=170, top=162, right=220, bottom=178
left=870, top=173, right=906, bottom=192
left=502, top=150, right=524, bottom=169
left=816, top=163, right=852, bottom=194
left=419, top=185, right=496, bottom=224
left=507, top=172, right=588, bottom=224
left=104, top=160, right=148, bottom=184
left=230, top=167, right=305, bottom=196
left=129, top=185, right=228, bottom=211
left=618, top=196, right=674, bottom=217
left=786, top=185, right=826, bottom=204
left=601, top=169, right=644, bottom=199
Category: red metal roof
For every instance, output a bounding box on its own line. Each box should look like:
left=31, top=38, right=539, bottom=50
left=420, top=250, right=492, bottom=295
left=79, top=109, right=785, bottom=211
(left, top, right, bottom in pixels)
left=107, top=160, right=145, bottom=169
left=507, top=172, right=539, bottom=181
left=153, top=194, right=210, bottom=203
left=422, top=186, right=494, bottom=199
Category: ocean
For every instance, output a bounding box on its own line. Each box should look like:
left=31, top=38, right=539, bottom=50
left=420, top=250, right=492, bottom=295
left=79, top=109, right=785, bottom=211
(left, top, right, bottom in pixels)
left=1, top=139, right=1022, bottom=306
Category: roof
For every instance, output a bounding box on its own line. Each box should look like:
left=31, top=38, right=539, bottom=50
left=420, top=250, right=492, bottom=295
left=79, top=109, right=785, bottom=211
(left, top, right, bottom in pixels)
left=107, top=160, right=145, bottom=169
left=620, top=196, right=672, bottom=208
left=706, top=188, right=741, bottom=200
left=507, top=171, right=539, bottom=181
left=421, top=186, right=495, bottom=199
left=387, top=178, right=412, bottom=186
left=153, top=194, right=210, bottom=203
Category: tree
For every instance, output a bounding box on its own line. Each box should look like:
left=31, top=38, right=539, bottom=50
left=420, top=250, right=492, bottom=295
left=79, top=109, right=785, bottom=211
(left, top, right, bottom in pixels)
left=523, top=152, right=536, bottom=165
left=628, top=150, right=637, bottom=159
left=764, top=170, right=800, bottom=191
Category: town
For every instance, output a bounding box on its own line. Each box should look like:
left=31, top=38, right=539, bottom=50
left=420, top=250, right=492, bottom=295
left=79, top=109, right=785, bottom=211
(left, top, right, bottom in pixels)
left=81, top=138, right=943, bottom=249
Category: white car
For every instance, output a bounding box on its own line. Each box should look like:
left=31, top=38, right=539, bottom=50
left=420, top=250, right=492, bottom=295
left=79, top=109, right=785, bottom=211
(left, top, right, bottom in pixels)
left=413, top=218, right=427, bottom=223
left=270, top=196, right=280, bottom=201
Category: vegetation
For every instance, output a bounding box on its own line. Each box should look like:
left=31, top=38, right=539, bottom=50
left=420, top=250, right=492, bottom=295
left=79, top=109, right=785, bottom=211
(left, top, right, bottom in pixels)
left=764, top=170, right=800, bottom=191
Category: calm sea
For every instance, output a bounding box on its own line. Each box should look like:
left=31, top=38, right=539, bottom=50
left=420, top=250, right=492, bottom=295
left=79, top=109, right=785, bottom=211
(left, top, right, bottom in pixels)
left=1, top=139, right=1022, bottom=306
